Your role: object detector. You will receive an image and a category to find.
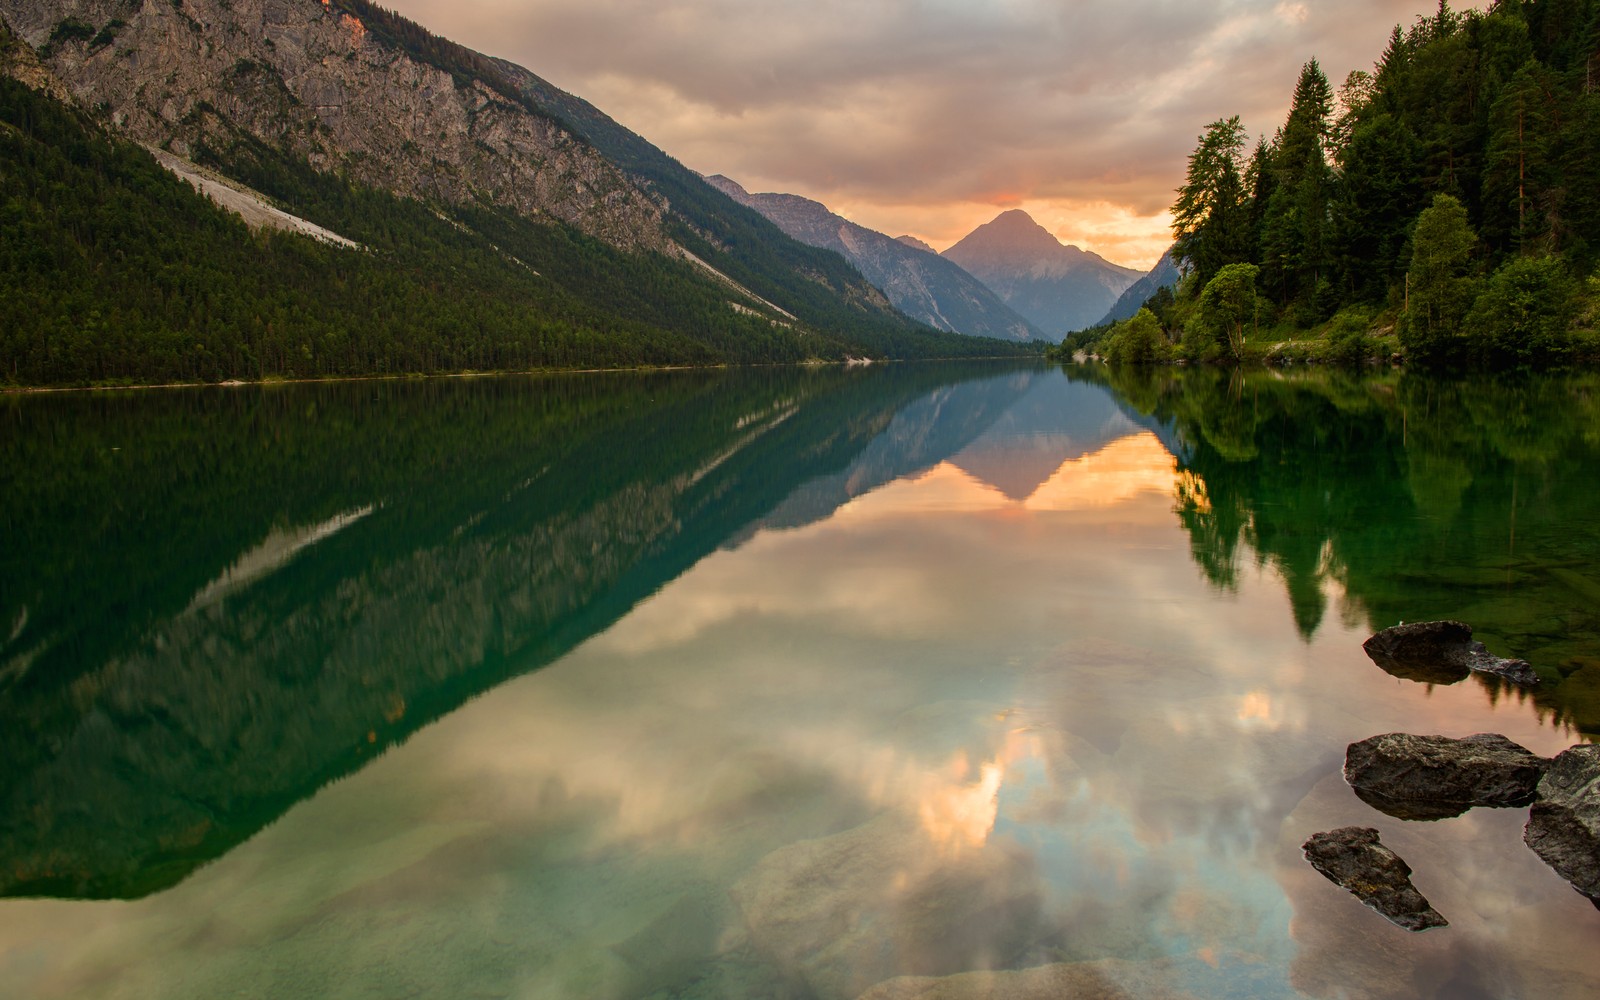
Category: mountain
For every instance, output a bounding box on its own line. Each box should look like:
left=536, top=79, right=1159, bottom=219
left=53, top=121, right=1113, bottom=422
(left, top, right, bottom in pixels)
left=942, top=209, right=1143, bottom=340
left=702, top=175, right=1039, bottom=342
left=1094, top=247, right=1184, bottom=327
left=895, top=235, right=938, bottom=253
left=0, top=1, right=1031, bottom=385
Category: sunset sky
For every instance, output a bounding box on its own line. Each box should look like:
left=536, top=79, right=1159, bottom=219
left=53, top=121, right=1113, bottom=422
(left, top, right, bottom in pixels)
left=385, top=1, right=1483, bottom=270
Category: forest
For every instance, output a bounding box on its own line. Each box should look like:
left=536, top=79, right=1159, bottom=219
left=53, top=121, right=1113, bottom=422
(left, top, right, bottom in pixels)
left=0, top=72, right=1030, bottom=388
left=1071, top=0, right=1600, bottom=368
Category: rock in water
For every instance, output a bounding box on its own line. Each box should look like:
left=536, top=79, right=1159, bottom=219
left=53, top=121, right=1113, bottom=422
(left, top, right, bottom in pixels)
left=1524, top=745, right=1600, bottom=908
left=1302, top=827, right=1448, bottom=931
left=1362, top=621, right=1539, bottom=687
left=1344, top=733, right=1549, bottom=820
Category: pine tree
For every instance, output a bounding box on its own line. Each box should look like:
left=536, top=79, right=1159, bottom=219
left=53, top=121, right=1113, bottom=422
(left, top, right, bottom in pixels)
left=1259, top=59, right=1335, bottom=315
left=1482, top=64, right=1558, bottom=256
left=1171, top=117, right=1252, bottom=288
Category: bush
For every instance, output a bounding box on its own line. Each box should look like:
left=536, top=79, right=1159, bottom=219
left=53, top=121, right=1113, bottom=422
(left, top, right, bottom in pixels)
left=1325, top=306, right=1378, bottom=366
left=1463, top=255, right=1577, bottom=366
left=1101, top=308, right=1170, bottom=365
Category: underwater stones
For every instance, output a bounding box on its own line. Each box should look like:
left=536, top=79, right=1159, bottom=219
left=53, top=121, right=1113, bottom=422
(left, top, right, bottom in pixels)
left=1524, top=745, right=1600, bottom=907
left=729, top=814, right=1042, bottom=1000
left=1302, top=827, right=1448, bottom=932
left=856, top=956, right=1201, bottom=1000
left=1344, top=733, right=1549, bottom=821
left=1362, top=620, right=1539, bottom=687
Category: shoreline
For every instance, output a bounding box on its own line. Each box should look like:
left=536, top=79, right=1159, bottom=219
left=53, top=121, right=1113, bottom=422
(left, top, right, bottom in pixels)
left=0, top=355, right=1043, bottom=396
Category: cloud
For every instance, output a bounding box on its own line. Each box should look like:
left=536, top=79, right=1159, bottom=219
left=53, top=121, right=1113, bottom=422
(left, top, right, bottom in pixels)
left=388, top=1, right=1488, bottom=268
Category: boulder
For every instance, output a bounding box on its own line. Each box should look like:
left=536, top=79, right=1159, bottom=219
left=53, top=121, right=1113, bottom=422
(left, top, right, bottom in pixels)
left=1302, top=827, right=1448, bottom=931
left=1524, top=745, right=1600, bottom=908
left=1344, top=733, right=1549, bottom=821
left=1363, top=621, right=1539, bottom=687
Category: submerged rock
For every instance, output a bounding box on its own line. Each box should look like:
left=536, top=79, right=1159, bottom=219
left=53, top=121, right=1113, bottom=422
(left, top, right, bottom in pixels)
left=1344, top=733, right=1549, bottom=821
left=1362, top=620, right=1539, bottom=687
left=729, top=814, right=1042, bottom=1000
left=1302, top=827, right=1448, bottom=931
left=857, top=956, right=1201, bottom=999
left=1524, top=745, right=1600, bottom=908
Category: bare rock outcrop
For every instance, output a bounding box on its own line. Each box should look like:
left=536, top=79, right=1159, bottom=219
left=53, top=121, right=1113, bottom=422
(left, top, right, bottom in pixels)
left=1362, top=620, right=1539, bottom=687
left=1302, top=826, right=1448, bottom=931
left=2, top=0, right=667, bottom=251
left=1344, top=732, right=1549, bottom=821
left=0, top=13, right=72, bottom=101
left=1524, top=745, right=1600, bottom=908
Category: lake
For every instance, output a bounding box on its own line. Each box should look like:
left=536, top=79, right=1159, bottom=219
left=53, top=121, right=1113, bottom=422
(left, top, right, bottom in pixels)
left=2, top=363, right=1598, bottom=999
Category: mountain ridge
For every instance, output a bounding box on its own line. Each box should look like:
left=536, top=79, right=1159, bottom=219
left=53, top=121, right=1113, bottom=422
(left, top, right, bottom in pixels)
left=1094, top=247, right=1183, bottom=327
left=942, top=209, right=1143, bottom=339
left=703, top=174, right=1040, bottom=342
left=1, top=1, right=1036, bottom=385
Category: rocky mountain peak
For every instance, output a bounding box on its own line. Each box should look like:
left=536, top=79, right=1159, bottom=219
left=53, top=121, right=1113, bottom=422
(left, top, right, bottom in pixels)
left=949, top=209, right=1087, bottom=262
left=704, top=174, right=750, bottom=200
left=942, top=209, right=1143, bottom=339
left=706, top=174, right=1040, bottom=341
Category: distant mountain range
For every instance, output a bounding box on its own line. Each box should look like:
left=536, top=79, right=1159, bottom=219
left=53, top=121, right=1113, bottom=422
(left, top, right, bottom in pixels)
left=0, top=0, right=1032, bottom=385
left=704, top=175, right=1040, bottom=342
left=942, top=210, right=1144, bottom=340
left=1093, top=248, right=1183, bottom=327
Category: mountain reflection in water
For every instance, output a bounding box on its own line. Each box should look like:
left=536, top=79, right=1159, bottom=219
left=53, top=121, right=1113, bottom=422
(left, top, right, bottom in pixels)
left=1, top=365, right=1597, bottom=1000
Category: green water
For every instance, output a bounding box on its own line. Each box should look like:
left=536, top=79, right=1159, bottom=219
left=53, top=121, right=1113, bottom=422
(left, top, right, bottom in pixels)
left=1, top=364, right=1597, bottom=999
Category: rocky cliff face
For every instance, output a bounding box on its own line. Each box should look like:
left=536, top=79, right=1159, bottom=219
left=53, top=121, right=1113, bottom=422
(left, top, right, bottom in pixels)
left=1, top=0, right=667, bottom=250
left=705, top=175, right=1039, bottom=342
left=942, top=209, right=1143, bottom=339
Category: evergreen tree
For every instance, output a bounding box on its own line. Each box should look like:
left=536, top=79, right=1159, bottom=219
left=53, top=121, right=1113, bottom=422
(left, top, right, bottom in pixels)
left=1482, top=63, right=1558, bottom=256
left=1259, top=60, right=1335, bottom=316
left=1331, top=114, right=1423, bottom=300
left=1172, top=117, right=1252, bottom=288
left=1245, top=137, right=1276, bottom=264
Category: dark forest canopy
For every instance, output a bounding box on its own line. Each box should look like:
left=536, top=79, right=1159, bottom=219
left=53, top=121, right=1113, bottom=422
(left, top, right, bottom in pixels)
left=1074, top=0, right=1600, bottom=369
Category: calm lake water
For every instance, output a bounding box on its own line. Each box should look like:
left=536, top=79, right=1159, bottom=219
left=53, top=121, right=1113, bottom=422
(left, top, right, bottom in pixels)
left=2, top=363, right=1598, bottom=999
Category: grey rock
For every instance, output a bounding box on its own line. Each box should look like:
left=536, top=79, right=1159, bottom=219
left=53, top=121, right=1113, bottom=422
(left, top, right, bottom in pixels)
left=1524, top=744, right=1600, bottom=908
left=1344, top=732, right=1549, bottom=821
left=1363, top=620, right=1539, bottom=687
left=1302, top=826, right=1448, bottom=931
